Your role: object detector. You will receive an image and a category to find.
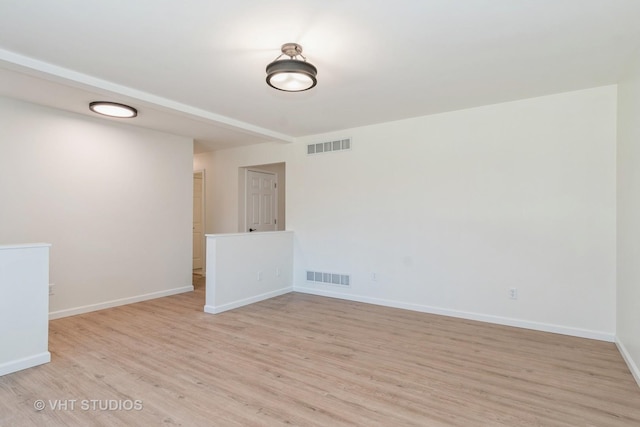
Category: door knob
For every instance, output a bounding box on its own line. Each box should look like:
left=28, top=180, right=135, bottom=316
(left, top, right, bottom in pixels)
left=249, top=228, right=256, bottom=232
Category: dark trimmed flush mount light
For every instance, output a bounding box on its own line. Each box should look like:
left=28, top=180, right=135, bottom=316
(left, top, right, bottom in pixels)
left=89, top=101, right=138, bottom=118
left=266, top=43, right=317, bottom=92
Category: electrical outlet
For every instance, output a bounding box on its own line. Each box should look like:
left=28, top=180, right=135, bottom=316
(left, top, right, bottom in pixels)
left=257, top=271, right=263, bottom=281
left=49, top=283, right=55, bottom=296
left=276, top=268, right=280, bottom=277
left=509, top=288, right=518, bottom=300
left=371, top=273, right=377, bottom=281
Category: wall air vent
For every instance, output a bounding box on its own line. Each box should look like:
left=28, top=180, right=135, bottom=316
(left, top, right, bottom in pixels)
left=307, top=138, right=352, bottom=155
left=306, top=270, right=350, bottom=286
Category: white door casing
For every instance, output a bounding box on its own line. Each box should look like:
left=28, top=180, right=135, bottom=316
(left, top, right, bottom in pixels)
left=245, top=170, right=277, bottom=232
left=193, top=171, right=204, bottom=270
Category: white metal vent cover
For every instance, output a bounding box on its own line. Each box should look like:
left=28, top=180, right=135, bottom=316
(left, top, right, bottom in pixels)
left=307, top=138, right=351, bottom=155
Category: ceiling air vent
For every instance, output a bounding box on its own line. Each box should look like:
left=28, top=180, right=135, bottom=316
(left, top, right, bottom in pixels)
left=307, top=138, right=352, bottom=155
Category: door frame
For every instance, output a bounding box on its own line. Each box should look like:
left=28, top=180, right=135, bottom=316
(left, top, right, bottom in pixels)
left=193, top=170, right=206, bottom=275
left=244, top=168, right=278, bottom=233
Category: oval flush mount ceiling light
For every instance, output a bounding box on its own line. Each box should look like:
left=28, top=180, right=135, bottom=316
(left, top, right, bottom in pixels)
left=266, top=43, right=317, bottom=92
left=89, top=101, right=138, bottom=118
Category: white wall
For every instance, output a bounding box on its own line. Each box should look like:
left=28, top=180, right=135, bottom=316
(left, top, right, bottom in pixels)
left=208, top=86, right=618, bottom=340
left=617, top=50, right=640, bottom=384
left=0, top=244, right=51, bottom=376
left=0, top=97, right=194, bottom=318
left=204, top=231, right=293, bottom=314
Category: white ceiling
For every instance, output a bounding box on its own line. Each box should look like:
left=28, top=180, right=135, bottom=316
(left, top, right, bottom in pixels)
left=1, top=0, right=639, bottom=152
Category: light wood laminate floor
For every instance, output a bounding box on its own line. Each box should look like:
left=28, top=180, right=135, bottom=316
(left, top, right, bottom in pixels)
left=1, top=275, right=639, bottom=426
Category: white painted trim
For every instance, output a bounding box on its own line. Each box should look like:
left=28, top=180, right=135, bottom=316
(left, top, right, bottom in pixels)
left=204, top=286, right=292, bottom=314
left=193, top=169, right=206, bottom=274
left=49, top=286, right=194, bottom=320
left=294, top=286, right=615, bottom=342
left=0, top=243, right=51, bottom=250
left=616, top=337, right=640, bottom=388
left=0, top=352, right=51, bottom=377
left=206, top=230, right=294, bottom=238
left=0, top=48, right=294, bottom=144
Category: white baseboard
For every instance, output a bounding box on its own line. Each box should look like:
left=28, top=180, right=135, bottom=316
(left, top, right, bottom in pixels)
left=49, top=286, right=194, bottom=320
left=204, top=286, right=293, bottom=314
left=616, top=337, right=640, bottom=388
left=294, top=286, right=615, bottom=342
left=0, top=352, right=51, bottom=377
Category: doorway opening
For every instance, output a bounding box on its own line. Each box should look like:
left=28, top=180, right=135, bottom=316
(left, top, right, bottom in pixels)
left=193, top=170, right=205, bottom=275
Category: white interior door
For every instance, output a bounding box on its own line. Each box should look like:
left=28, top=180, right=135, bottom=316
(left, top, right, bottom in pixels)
left=193, top=172, right=204, bottom=270
left=246, top=170, right=277, bottom=232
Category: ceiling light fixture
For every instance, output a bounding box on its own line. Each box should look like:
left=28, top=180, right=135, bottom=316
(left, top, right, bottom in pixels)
left=89, top=101, right=138, bottom=118
left=266, top=43, right=317, bottom=92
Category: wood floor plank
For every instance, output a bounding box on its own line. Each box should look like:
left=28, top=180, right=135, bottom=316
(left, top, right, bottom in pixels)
left=1, top=276, right=639, bottom=426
